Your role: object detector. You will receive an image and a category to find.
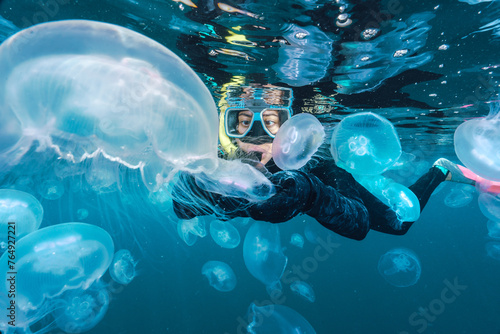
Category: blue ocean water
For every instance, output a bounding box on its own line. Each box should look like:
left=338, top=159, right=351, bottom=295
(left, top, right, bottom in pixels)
left=0, top=0, right=500, bottom=333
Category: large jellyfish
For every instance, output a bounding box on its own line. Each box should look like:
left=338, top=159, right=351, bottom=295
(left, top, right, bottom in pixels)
left=454, top=102, right=500, bottom=181
left=0, top=20, right=218, bottom=189
left=272, top=113, right=325, bottom=170
left=0, top=222, right=114, bottom=330
left=246, top=303, right=317, bottom=334
left=377, top=248, right=421, bottom=287
left=243, top=222, right=288, bottom=294
left=0, top=189, right=43, bottom=244
left=201, top=260, right=237, bottom=292
left=330, top=112, right=402, bottom=175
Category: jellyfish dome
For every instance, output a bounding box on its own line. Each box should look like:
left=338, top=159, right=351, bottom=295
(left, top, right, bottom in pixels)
left=272, top=113, right=325, bottom=170
left=0, top=189, right=43, bottom=243
left=209, top=220, right=241, bottom=249
left=53, top=280, right=110, bottom=334
left=247, top=303, right=317, bottom=334
left=330, top=112, right=402, bottom=175
left=243, top=222, right=288, bottom=293
left=0, top=20, right=218, bottom=190
left=377, top=248, right=421, bottom=287
left=201, top=260, right=237, bottom=292
left=109, top=249, right=137, bottom=285
left=0, top=222, right=114, bottom=328
left=454, top=103, right=500, bottom=181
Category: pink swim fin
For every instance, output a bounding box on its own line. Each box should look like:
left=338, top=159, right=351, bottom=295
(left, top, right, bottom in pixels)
left=458, top=165, right=500, bottom=194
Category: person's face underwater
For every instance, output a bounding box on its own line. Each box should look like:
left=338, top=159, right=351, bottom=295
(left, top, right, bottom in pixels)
left=236, top=109, right=281, bottom=136
left=235, top=109, right=282, bottom=166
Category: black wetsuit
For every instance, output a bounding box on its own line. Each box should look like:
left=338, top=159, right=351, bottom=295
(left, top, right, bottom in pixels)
left=172, top=158, right=446, bottom=241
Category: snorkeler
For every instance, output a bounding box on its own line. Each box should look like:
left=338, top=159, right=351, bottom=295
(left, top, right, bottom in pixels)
left=172, top=86, right=481, bottom=241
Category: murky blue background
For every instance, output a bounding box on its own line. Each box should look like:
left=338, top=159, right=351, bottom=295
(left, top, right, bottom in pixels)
left=1, top=0, right=500, bottom=333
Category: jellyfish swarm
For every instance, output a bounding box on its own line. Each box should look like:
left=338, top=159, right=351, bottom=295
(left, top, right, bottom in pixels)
left=330, top=112, right=402, bottom=175
left=272, top=113, right=325, bottom=170
left=209, top=220, right=241, bottom=249
left=246, top=303, right=317, bottom=334
left=243, top=222, right=288, bottom=294
left=290, top=280, right=316, bottom=303
left=0, top=223, right=114, bottom=330
left=110, top=249, right=137, bottom=285
left=0, top=20, right=218, bottom=191
left=454, top=103, right=500, bottom=182
left=201, top=261, right=237, bottom=292
left=377, top=248, right=421, bottom=287
left=53, top=281, right=110, bottom=334
left=0, top=189, right=43, bottom=244
left=354, top=174, right=420, bottom=224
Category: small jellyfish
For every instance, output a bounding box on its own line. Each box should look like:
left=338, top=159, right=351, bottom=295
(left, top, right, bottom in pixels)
left=443, top=184, right=475, bottom=208
left=76, top=208, right=89, bottom=220
left=454, top=102, right=500, bottom=181
left=290, top=233, right=304, bottom=248
left=38, top=179, right=65, bottom=200
left=209, top=220, right=241, bottom=249
left=53, top=281, right=110, bottom=334
left=243, top=222, right=288, bottom=292
left=109, top=249, right=137, bottom=285
left=331, top=112, right=402, bottom=175
left=290, top=281, right=315, bottom=303
left=201, top=260, right=237, bottom=292
left=486, top=242, right=500, bottom=261
left=304, top=224, right=320, bottom=244
left=272, top=113, right=325, bottom=170
left=177, top=220, right=197, bottom=246
left=0, top=189, right=43, bottom=242
left=478, top=192, right=500, bottom=222
left=487, top=220, right=500, bottom=239
left=378, top=248, right=421, bottom=287
left=247, top=303, right=317, bottom=334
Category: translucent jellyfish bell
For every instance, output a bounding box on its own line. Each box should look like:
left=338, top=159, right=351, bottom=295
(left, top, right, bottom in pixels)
left=243, top=222, right=288, bottom=293
left=354, top=174, right=420, bottom=224
left=0, top=20, right=218, bottom=189
left=330, top=112, right=402, bottom=175
left=478, top=192, right=500, bottom=222
left=53, top=280, right=110, bottom=334
left=109, top=249, right=137, bottom=285
left=0, top=189, right=43, bottom=242
left=290, top=233, right=305, bottom=248
left=177, top=217, right=206, bottom=246
left=209, top=220, right=241, bottom=249
left=290, top=280, right=316, bottom=303
left=454, top=103, right=500, bottom=181
left=272, top=113, right=325, bottom=170
left=247, top=303, right=317, bottom=334
left=0, top=223, right=114, bottom=328
left=201, top=260, right=237, bottom=292
left=377, top=248, right=421, bottom=287
left=444, top=184, right=475, bottom=208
